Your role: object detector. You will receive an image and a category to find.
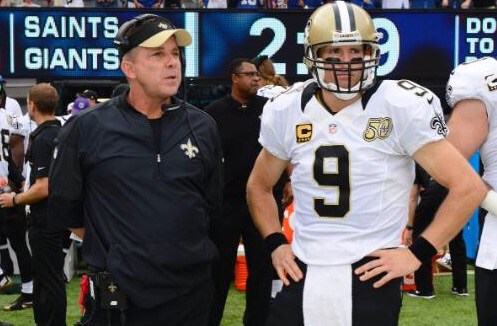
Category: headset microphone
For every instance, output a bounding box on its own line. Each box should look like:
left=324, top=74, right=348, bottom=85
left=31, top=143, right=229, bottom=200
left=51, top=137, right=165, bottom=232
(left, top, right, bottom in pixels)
left=161, top=100, right=184, bottom=112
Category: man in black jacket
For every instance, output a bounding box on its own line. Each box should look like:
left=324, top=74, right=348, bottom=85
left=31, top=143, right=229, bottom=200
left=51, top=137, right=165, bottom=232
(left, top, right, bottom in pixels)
left=48, top=14, right=223, bottom=325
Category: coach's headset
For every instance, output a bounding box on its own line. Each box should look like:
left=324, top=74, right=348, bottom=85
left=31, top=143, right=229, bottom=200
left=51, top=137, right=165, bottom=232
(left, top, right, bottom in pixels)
left=114, top=14, right=190, bottom=68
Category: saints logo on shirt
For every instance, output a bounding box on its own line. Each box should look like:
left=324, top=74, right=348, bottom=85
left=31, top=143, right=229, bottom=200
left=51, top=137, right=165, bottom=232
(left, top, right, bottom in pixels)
left=485, top=74, right=497, bottom=92
left=180, top=138, right=199, bottom=159
left=430, top=112, right=448, bottom=137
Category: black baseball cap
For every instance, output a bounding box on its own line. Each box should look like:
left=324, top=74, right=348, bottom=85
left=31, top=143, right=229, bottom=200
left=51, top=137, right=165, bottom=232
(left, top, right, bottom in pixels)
left=77, top=89, right=98, bottom=101
left=115, top=15, right=192, bottom=58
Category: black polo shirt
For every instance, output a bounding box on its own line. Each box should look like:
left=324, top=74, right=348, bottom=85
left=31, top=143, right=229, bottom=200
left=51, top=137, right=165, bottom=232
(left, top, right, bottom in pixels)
left=204, top=95, right=268, bottom=196
left=26, top=119, right=61, bottom=227
left=48, top=95, right=223, bottom=309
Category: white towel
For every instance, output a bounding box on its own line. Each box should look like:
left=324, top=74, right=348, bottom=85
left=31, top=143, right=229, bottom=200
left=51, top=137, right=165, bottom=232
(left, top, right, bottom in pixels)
left=303, top=264, right=352, bottom=326
left=476, top=212, right=497, bottom=270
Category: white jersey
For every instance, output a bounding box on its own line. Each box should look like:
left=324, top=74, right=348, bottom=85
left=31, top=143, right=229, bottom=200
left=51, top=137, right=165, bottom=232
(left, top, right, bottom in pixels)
left=5, top=97, right=22, bottom=119
left=12, top=114, right=36, bottom=212
left=260, top=79, right=446, bottom=265
left=257, top=85, right=287, bottom=99
left=447, top=57, right=497, bottom=270
left=13, top=114, right=36, bottom=184
left=0, top=108, right=22, bottom=179
left=14, top=114, right=36, bottom=156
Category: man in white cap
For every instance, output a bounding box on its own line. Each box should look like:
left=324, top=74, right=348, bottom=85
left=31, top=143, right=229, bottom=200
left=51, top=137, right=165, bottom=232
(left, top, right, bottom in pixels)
left=48, top=14, right=223, bottom=325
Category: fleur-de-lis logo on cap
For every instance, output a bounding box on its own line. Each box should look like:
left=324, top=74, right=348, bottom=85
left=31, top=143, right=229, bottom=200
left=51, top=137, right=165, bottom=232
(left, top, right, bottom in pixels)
left=158, top=22, right=171, bottom=30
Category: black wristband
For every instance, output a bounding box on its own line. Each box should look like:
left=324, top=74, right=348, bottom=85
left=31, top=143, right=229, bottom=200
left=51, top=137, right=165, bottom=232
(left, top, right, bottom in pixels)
left=264, top=232, right=288, bottom=254
left=12, top=194, right=18, bottom=207
left=405, top=225, right=413, bottom=231
left=409, top=236, right=437, bottom=264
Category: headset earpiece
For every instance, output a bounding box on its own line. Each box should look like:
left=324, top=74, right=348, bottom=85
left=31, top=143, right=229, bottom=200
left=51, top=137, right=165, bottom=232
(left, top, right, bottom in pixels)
left=114, top=14, right=163, bottom=58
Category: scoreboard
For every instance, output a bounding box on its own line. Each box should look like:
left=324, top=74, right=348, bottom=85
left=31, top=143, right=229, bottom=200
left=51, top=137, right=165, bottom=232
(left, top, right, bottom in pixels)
left=0, top=8, right=496, bottom=81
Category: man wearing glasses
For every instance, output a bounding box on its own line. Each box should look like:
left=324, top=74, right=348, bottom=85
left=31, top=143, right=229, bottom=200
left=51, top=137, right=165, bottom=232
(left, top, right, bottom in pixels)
left=205, top=58, right=289, bottom=326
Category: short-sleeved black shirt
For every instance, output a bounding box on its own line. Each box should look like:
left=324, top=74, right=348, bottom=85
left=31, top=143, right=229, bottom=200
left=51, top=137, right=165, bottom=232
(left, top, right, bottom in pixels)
left=48, top=95, right=223, bottom=309
left=26, top=119, right=61, bottom=226
left=204, top=94, right=288, bottom=196
left=204, top=95, right=268, bottom=196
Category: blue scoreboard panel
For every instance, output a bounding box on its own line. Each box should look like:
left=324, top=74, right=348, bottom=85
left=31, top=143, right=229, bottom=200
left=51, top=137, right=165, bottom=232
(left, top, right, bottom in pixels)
left=0, top=9, right=495, bottom=81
